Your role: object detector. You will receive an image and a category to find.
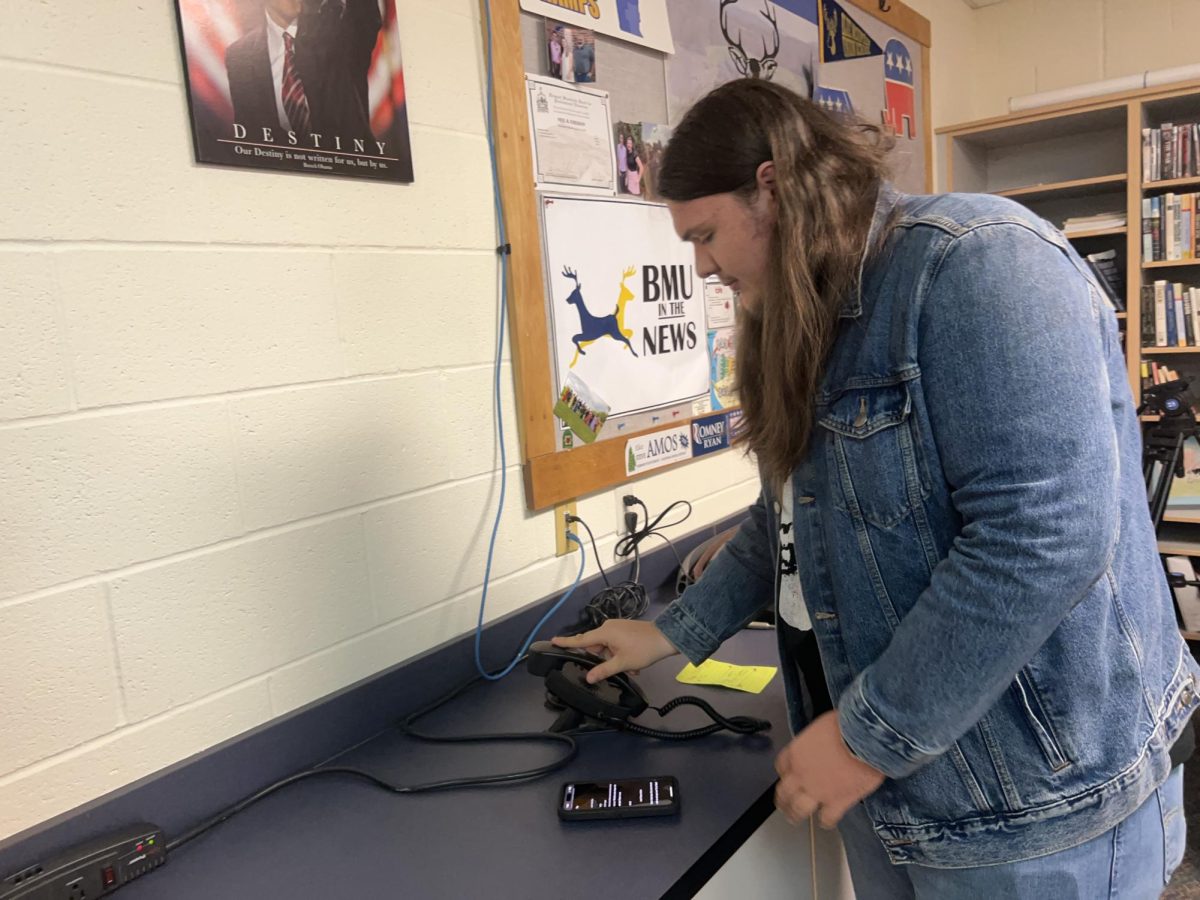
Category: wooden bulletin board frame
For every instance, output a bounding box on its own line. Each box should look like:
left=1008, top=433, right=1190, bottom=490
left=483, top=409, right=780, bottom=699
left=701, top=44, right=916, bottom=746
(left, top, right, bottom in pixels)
left=482, top=0, right=932, bottom=511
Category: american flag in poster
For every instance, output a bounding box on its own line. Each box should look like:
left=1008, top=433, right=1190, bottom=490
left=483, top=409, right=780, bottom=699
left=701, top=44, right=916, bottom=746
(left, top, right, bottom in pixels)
left=174, top=0, right=413, bottom=182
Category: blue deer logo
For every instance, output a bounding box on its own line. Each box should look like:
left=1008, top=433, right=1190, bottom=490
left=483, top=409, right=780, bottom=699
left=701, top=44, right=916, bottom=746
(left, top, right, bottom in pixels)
left=563, top=266, right=639, bottom=367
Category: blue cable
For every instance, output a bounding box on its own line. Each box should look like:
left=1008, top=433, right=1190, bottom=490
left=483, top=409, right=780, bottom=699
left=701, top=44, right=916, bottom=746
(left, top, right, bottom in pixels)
left=474, top=0, right=586, bottom=681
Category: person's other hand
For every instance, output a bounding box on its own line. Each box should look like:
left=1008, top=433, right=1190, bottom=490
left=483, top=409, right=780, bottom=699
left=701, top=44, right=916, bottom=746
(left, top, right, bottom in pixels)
left=690, top=526, right=738, bottom=580
left=774, top=711, right=885, bottom=829
left=551, top=620, right=679, bottom=684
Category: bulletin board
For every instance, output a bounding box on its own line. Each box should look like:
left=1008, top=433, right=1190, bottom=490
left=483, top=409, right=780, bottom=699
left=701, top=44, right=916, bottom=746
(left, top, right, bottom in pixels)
left=483, top=0, right=931, bottom=510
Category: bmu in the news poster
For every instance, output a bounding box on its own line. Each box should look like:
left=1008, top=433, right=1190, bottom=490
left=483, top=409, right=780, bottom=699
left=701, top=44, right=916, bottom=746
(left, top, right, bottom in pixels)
left=174, top=0, right=414, bottom=183
left=541, top=195, right=708, bottom=419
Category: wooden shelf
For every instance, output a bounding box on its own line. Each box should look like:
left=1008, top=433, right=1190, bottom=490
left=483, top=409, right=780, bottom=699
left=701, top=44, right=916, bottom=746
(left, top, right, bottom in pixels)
left=1144, top=176, right=1200, bottom=192
left=1159, top=523, right=1200, bottom=555
left=1141, top=346, right=1200, bottom=354
left=1184, top=631, right=1200, bottom=641
left=1115, top=311, right=1128, bottom=319
left=1065, top=226, right=1127, bottom=239
left=1165, top=510, right=1200, bottom=524
left=1160, top=537, right=1200, bottom=554
left=1144, top=258, right=1200, bottom=268
left=994, top=174, right=1127, bottom=202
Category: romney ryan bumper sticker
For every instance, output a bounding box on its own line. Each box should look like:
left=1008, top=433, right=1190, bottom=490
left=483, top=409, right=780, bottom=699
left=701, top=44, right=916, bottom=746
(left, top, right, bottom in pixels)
left=691, top=413, right=730, bottom=457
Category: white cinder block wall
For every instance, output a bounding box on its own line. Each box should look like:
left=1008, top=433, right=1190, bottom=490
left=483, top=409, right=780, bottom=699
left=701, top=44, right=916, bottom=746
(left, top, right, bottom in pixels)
left=0, top=0, right=763, bottom=841
left=4, top=0, right=1182, bottom=847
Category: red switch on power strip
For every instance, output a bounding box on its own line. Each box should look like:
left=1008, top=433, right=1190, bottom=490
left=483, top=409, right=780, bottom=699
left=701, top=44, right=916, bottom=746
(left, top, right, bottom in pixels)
left=101, top=865, right=117, bottom=887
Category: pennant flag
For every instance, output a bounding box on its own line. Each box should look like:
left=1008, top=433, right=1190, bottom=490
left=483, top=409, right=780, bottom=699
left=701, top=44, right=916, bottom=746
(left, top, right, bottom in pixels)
left=814, top=85, right=855, bottom=116
left=820, top=0, right=883, bottom=62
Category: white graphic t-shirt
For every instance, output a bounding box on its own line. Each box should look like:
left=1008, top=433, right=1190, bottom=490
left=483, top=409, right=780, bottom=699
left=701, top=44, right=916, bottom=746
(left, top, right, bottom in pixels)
left=778, top=476, right=812, bottom=631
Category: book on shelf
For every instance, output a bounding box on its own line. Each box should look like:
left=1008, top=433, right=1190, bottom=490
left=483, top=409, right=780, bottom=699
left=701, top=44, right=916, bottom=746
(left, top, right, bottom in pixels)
left=1180, top=284, right=1193, bottom=345
left=1147, top=280, right=1200, bottom=347
left=1141, top=191, right=1200, bottom=262
left=1142, top=284, right=1156, bottom=345
left=1143, top=359, right=1183, bottom=387
left=1084, top=249, right=1125, bottom=311
left=1166, top=282, right=1176, bottom=345
left=1144, top=122, right=1200, bottom=182
left=1062, top=212, right=1126, bottom=234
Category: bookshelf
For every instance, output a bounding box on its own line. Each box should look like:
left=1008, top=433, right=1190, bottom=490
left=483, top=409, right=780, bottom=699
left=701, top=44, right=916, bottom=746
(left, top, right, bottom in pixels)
left=1147, top=176, right=1200, bottom=191
left=1144, top=260, right=1200, bottom=269
left=940, top=82, right=1200, bottom=644
left=994, top=174, right=1128, bottom=200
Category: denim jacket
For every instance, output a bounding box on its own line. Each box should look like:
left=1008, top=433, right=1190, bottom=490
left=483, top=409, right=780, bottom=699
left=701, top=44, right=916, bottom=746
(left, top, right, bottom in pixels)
left=656, top=187, right=1200, bottom=868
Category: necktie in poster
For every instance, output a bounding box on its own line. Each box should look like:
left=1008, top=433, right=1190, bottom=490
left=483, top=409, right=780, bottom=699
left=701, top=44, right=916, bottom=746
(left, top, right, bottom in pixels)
left=541, top=196, right=708, bottom=432
left=173, top=0, right=414, bottom=183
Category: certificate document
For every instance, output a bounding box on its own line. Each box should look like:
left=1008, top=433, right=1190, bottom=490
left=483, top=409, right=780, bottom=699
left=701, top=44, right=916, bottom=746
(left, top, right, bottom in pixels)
left=526, top=75, right=617, bottom=196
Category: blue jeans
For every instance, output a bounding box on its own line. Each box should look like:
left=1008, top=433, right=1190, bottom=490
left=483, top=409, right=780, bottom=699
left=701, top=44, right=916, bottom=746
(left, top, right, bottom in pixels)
left=838, top=767, right=1187, bottom=899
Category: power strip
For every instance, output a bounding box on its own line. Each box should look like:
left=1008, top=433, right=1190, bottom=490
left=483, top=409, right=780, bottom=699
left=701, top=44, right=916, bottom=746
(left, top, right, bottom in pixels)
left=0, top=824, right=165, bottom=900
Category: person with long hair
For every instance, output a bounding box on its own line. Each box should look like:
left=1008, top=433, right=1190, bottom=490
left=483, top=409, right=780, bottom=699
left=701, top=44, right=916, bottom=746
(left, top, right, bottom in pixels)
left=555, top=79, right=1197, bottom=897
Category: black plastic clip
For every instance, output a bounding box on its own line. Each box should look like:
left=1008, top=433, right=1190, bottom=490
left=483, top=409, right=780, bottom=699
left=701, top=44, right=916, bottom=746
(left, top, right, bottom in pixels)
left=497, top=243, right=512, bottom=256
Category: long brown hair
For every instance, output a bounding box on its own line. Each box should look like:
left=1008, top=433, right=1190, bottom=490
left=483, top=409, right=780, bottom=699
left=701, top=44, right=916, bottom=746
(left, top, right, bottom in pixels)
left=657, top=79, right=893, bottom=491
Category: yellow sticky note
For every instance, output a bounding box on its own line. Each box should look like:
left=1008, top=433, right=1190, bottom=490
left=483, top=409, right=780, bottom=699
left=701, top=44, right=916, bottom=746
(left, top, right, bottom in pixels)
left=675, top=659, right=777, bottom=694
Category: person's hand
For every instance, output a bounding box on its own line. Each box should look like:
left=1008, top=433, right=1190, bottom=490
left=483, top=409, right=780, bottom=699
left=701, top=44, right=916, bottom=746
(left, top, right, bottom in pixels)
left=690, top=527, right=738, bottom=580
left=774, top=711, right=885, bottom=829
left=551, top=620, right=679, bottom=684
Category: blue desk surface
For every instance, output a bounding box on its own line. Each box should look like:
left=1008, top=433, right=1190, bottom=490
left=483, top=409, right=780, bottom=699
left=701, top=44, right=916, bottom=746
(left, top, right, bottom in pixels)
left=116, top=626, right=790, bottom=899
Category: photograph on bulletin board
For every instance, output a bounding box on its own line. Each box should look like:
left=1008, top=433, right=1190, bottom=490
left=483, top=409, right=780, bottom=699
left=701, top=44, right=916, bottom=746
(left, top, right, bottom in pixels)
left=173, top=0, right=414, bottom=183
left=545, top=20, right=597, bottom=83
left=665, top=0, right=818, bottom=125
left=613, top=122, right=673, bottom=201
left=540, top=195, right=709, bottom=444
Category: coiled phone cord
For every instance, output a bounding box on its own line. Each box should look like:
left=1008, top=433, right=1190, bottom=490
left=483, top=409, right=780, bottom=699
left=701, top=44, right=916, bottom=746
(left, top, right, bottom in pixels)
left=618, top=695, right=771, bottom=741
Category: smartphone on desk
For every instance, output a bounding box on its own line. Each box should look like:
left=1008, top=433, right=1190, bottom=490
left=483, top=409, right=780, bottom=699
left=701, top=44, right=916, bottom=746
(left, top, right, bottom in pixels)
left=559, top=776, right=680, bottom=821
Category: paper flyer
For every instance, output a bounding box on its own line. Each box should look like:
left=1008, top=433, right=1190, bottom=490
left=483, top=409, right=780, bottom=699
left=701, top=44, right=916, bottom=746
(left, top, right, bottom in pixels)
left=676, top=659, right=777, bottom=693
left=708, top=328, right=738, bottom=410
left=704, top=278, right=736, bottom=329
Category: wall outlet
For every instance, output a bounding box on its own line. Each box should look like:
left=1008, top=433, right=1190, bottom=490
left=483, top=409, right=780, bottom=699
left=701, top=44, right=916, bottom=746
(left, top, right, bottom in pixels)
left=554, top=501, right=578, bottom=557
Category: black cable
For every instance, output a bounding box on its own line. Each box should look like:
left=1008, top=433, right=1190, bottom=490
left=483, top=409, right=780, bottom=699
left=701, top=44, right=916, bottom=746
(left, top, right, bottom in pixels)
left=167, top=670, right=577, bottom=855
left=561, top=498, right=695, bottom=635
left=619, top=695, right=771, bottom=741
left=166, top=766, right=415, bottom=853
left=571, top=515, right=611, bottom=588
left=643, top=529, right=685, bottom=572
left=614, top=497, right=692, bottom=560
left=564, top=513, right=649, bottom=634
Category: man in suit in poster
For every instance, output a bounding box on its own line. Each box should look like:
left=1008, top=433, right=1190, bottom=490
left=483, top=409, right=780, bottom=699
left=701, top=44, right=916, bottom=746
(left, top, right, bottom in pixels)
left=225, top=0, right=382, bottom=143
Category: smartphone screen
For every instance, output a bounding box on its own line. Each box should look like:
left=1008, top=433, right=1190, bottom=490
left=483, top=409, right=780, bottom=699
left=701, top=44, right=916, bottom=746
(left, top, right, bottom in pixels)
left=561, top=776, right=678, bottom=814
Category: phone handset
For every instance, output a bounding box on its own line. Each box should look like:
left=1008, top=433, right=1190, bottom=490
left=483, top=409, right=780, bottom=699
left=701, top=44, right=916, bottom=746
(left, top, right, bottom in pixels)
left=526, top=641, right=649, bottom=725
left=525, top=641, right=771, bottom=740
